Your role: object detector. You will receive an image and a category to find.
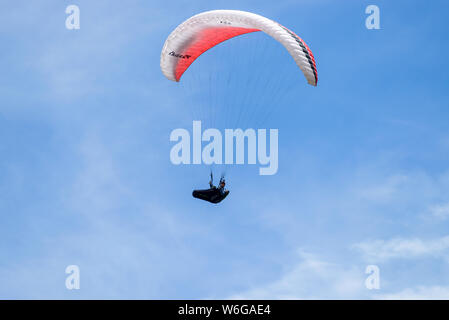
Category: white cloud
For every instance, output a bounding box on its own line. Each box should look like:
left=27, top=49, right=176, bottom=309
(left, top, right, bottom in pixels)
left=356, top=174, right=409, bottom=203
left=429, top=203, right=449, bottom=220
left=353, top=236, right=449, bottom=262
left=227, top=251, right=366, bottom=299
left=226, top=246, right=449, bottom=300
left=374, top=286, right=449, bottom=300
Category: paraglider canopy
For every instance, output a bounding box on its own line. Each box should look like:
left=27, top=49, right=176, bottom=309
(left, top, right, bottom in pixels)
left=160, top=10, right=317, bottom=85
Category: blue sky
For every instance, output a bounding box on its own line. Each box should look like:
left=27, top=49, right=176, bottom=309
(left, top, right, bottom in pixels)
left=1, top=0, right=449, bottom=299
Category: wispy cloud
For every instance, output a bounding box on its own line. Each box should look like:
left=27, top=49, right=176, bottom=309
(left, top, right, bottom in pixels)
left=429, top=203, right=449, bottom=220
left=374, top=286, right=449, bottom=300
left=228, top=250, right=366, bottom=299
left=353, top=236, right=449, bottom=262
left=355, top=174, right=409, bottom=204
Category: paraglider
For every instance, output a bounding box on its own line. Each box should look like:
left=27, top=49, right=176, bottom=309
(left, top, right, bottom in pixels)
left=160, top=9, right=318, bottom=204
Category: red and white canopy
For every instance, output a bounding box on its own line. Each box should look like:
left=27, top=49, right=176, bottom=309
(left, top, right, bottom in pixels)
left=160, top=10, right=318, bottom=86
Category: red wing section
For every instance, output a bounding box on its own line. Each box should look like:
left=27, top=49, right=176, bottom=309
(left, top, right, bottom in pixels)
left=175, top=26, right=260, bottom=81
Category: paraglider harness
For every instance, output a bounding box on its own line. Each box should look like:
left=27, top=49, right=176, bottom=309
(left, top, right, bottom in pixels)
left=192, top=173, right=229, bottom=204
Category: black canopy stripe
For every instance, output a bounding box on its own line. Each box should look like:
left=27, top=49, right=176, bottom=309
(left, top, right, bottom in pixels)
left=279, top=25, right=317, bottom=84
